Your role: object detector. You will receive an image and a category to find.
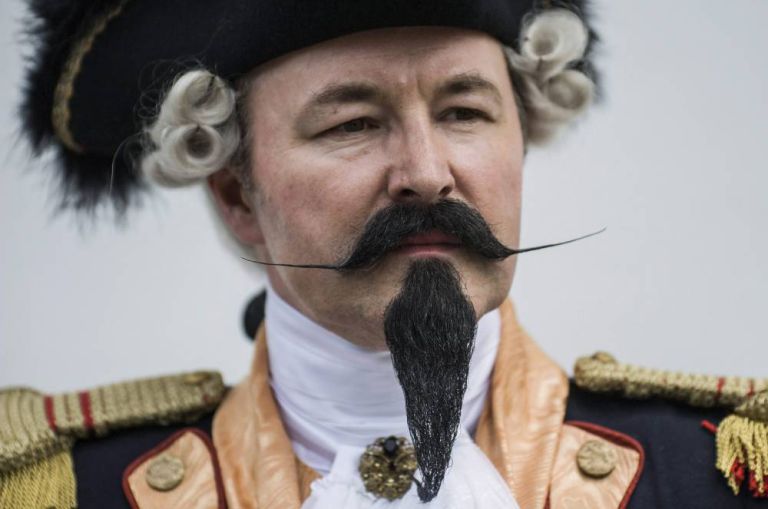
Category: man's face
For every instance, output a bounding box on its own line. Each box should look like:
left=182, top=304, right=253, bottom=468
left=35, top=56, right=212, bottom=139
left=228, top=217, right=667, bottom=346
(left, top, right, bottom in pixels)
left=237, top=26, right=524, bottom=347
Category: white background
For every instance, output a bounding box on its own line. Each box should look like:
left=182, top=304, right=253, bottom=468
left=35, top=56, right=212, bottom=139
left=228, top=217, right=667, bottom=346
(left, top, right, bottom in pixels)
left=1, top=0, right=766, bottom=392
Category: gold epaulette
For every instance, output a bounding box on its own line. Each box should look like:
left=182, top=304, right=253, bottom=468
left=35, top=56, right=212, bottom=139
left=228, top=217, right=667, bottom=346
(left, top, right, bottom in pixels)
left=574, top=352, right=768, bottom=498
left=0, top=371, right=225, bottom=508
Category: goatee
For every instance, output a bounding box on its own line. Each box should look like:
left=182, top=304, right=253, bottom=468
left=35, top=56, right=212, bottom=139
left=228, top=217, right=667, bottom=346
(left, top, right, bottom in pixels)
left=384, top=258, right=477, bottom=502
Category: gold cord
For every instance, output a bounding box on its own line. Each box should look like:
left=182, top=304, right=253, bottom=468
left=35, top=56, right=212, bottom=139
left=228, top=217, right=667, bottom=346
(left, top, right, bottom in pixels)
left=574, top=352, right=768, bottom=408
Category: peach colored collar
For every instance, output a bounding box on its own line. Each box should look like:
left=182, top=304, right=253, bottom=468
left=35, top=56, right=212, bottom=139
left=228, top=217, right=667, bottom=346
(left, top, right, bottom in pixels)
left=212, top=300, right=569, bottom=509
left=474, top=300, right=570, bottom=509
left=212, top=323, right=315, bottom=509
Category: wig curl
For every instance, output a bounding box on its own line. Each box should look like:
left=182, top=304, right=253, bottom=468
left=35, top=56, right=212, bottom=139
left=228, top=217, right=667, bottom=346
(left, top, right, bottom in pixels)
left=141, top=71, right=240, bottom=187
left=505, top=8, right=595, bottom=143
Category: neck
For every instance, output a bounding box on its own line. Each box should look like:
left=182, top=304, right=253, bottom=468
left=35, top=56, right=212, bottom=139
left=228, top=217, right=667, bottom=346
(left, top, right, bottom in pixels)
left=264, top=282, right=501, bottom=474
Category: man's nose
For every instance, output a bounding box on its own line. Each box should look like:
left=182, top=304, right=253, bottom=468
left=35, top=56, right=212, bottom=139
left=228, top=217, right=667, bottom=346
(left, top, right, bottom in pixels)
left=387, top=119, right=455, bottom=204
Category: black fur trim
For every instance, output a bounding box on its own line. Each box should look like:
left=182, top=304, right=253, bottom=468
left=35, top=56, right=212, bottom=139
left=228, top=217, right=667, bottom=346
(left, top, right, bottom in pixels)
left=49, top=141, right=146, bottom=215
left=20, top=0, right=146, bottom=216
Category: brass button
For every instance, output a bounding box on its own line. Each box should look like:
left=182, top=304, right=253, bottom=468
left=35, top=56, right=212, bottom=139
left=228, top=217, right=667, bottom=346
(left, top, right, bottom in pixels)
left=577, top=439, right=617, bottom=478
left=183, top=372, right=210, bottom=385
left=145, top=453, right=185, bottom=491
left=359, top=436, right=417, bottom=500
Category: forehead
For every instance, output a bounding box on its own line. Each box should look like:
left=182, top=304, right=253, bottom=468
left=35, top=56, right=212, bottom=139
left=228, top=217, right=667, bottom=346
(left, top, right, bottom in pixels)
left=248, top=26, right=510, bottom=102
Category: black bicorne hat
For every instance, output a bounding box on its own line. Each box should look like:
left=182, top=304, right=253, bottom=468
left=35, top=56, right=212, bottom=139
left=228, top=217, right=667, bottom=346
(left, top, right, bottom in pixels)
left=20, top=0, right=597, bottom=216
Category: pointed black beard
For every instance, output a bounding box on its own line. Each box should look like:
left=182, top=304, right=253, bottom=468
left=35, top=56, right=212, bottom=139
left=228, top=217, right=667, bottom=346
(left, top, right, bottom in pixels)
left=384, top=258, right=477, bottom=502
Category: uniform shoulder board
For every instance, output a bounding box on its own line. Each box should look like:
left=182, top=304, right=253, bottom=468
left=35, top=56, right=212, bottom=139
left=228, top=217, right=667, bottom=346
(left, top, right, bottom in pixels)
left=0, top=371, right=225, bottom=508
left=574, top=352, right=768, bottom=498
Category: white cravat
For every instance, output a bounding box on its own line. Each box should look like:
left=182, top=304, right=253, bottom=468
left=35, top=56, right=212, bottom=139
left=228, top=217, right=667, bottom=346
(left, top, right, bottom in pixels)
left=304, top=428, right=519, bottom=509
left=265, top=284, right=519, bottom=508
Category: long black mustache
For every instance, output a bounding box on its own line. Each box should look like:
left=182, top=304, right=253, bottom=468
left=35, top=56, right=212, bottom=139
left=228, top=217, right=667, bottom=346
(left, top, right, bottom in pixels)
left=243, top=199, right=604, bottom=270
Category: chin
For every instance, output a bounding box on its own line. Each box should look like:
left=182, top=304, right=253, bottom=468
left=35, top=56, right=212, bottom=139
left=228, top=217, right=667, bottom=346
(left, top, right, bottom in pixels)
left=464, top=261, right=516, bottom=319
left=397, top=251, right=514, bottom=319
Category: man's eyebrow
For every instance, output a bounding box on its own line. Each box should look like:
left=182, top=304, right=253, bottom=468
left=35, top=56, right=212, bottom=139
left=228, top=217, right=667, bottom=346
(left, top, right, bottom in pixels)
left=434, top=72, right=503, bottom=105
left=299, top=82, right=383, bottom=118
left=296, top=73, right=502, bottom=123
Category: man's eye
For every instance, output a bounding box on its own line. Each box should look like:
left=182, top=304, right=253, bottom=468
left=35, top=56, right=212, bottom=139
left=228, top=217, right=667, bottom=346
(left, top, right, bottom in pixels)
left=443, top=108, right=487, bottom=122
left=330, top=118, right=378, bottom=135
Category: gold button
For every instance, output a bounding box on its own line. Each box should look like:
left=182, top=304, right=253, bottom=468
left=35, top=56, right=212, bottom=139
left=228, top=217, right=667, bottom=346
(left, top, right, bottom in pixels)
left=145, top=453, right=185, bottom=491
left=183, top=372, right=210, bottom=385
left=577, top=439, right=617, bottom=478
left=359, top=436, right=417, bottom=500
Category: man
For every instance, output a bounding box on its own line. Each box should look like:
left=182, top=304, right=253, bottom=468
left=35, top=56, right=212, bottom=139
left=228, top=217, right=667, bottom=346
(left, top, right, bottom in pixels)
left=1, top=0, right=766, bottom=508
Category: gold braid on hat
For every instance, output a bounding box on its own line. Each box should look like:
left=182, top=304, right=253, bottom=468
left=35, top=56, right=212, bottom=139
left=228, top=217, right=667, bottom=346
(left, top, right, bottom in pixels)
left=51, top=0, right=131, bottom=153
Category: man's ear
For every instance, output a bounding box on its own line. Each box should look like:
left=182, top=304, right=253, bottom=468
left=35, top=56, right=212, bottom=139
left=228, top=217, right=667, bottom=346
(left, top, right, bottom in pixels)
left=207, top=168, right=264, bottom=245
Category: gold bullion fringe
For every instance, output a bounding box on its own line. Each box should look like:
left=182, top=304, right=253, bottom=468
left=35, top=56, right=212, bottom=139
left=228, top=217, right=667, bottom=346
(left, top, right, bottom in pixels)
left=0, top=449, right=76, bottom=509
left=716, top=415, right=768, bottom=497
left=0, top=388, right=72, bottom=473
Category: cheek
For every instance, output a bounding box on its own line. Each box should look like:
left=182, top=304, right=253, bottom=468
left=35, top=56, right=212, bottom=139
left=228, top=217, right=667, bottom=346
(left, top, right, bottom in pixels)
left=250, top=142, right=385, bottom=259
left=450, top=134, right=524, bottom=235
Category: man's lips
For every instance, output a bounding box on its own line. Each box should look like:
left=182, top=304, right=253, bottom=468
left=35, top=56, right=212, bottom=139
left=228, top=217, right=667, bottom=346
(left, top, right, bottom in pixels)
left=400, top=231, right=461, bottom=246
left=396, top=231, right=462, bottom=255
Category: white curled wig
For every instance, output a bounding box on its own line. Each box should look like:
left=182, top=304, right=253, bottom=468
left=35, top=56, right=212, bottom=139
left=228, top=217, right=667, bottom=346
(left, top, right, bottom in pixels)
left=505, top=9, right=595, bottom=143
left=140, top=8, right=595, bottom=187
left=141, top=70, right=241, bottom=187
